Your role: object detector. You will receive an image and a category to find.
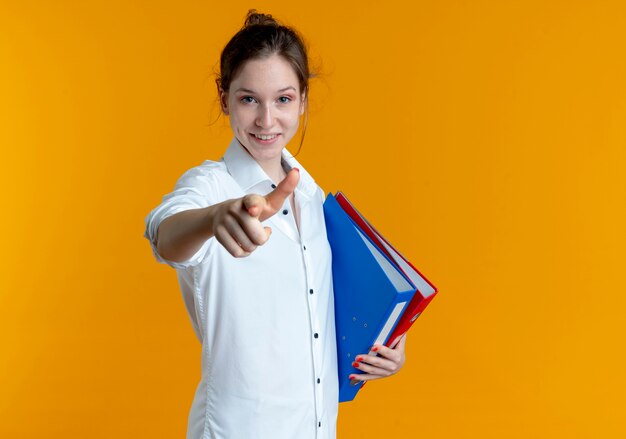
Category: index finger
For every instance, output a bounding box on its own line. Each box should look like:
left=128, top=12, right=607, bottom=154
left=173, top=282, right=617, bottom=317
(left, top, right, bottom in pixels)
left=369, top=343, right=401, bottom=363
left=243, top=194, right=266, bottom=219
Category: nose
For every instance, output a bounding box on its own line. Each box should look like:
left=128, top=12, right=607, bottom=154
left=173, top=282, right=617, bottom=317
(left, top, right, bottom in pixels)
left=256, top=103, right=274, bottom=128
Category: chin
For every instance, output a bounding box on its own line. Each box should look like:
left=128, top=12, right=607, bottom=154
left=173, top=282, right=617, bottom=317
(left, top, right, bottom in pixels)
left=241, top=134, right=291, bottom=159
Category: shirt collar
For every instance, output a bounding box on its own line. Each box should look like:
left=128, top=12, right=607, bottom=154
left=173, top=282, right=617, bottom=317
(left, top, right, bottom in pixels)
left=223, top=137, right=317, bottom=200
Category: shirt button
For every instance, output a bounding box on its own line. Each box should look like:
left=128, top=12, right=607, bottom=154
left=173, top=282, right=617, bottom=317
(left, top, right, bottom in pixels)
left=282, top=209, right=288, bottom=215
left=314, top=333, right=319, bottom=338
left=309, top=289, right=314, bottom=295
left=317, top=378, right=321, bottom=384
left=271, top=183, right=276, bottom=189
left=303, top=245, right=307, bottom=250
left=318, top=421, right=322, bottom=427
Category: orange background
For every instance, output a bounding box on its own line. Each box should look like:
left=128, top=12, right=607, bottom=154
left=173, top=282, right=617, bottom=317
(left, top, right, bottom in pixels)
left=2, top=1, right=625, bottom=437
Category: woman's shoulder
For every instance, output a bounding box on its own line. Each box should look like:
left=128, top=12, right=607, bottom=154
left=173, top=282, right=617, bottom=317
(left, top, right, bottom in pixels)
left=174, top=159, right=230, bottom=188
left=171, top=158, right=243, bottom=203
left=180, top=158, right=227, bottom=177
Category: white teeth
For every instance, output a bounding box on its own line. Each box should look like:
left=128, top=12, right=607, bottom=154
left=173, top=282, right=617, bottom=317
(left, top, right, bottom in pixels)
left=254, top=134, right=277, bottom=140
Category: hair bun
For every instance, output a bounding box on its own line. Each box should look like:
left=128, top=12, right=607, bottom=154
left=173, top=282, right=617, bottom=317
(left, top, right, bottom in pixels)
left=244, top=9, right=279, bottom=27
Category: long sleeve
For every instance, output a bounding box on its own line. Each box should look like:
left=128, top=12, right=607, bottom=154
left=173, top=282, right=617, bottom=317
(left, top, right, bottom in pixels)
left=144, top=163, right=221, bottom=269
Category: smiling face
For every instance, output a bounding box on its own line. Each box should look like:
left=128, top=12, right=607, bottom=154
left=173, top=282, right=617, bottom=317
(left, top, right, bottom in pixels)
left=220, top=54, right=305, bottom=175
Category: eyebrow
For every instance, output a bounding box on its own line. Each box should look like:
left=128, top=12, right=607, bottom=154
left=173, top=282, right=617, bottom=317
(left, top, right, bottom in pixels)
left=234, top=86, right=297, bottom=94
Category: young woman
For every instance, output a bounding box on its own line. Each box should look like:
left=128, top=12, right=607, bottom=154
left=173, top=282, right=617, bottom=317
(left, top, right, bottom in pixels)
left=145, top=11, right=407, bottom=439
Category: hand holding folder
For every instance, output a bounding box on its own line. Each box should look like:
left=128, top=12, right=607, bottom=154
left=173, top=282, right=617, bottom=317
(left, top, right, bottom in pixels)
left=349, top=332, right=407, bottom=385
left=323, top=192, right=438, bottom=402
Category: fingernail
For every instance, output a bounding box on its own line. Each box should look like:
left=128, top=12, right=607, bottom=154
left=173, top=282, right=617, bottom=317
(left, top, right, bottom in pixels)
left=352, top=361, right=359, bottom=368
left=355, top=357, right=362, bottom=362
left=293, top=167, right=300, bottom=172
left=371, top=346, right=379, bottom=352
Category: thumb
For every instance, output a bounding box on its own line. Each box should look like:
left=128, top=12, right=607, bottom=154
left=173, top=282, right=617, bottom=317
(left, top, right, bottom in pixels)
left=259, top=168, right=300, bottom=221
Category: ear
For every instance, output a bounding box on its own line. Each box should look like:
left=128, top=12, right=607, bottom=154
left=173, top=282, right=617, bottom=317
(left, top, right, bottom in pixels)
left=218, top=87, right=229, bottom=115
left=299, top=92, right=307, bottom=116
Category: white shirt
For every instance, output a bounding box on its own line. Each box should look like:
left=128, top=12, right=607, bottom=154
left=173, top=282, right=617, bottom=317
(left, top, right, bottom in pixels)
left=144, top=138, right=339, bottom=439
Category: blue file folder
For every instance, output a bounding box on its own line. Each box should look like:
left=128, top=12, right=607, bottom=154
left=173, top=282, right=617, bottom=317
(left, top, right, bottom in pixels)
left=323, top=193, right=417, bottom=402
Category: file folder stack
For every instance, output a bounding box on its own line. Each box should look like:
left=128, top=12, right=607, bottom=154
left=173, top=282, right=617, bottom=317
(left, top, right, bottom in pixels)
left=323, top=192, right=438, bottom=402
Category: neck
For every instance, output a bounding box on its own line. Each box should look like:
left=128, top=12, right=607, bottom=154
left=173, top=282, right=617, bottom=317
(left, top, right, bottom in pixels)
left=258, top=158, right=287, bottom=184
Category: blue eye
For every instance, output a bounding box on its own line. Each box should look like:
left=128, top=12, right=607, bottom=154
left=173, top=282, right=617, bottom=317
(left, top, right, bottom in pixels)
left=278, top=96, right=292, bottom=104
left=241, top=96, right=257, bottom=104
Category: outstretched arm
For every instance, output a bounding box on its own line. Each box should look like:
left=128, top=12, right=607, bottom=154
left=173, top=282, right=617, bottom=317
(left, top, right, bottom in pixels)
left=156, top=168, right=300, bottom=261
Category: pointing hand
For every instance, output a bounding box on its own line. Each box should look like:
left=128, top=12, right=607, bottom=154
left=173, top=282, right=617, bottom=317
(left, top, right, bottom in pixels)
left=212, top=168, right=300, bottom=257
